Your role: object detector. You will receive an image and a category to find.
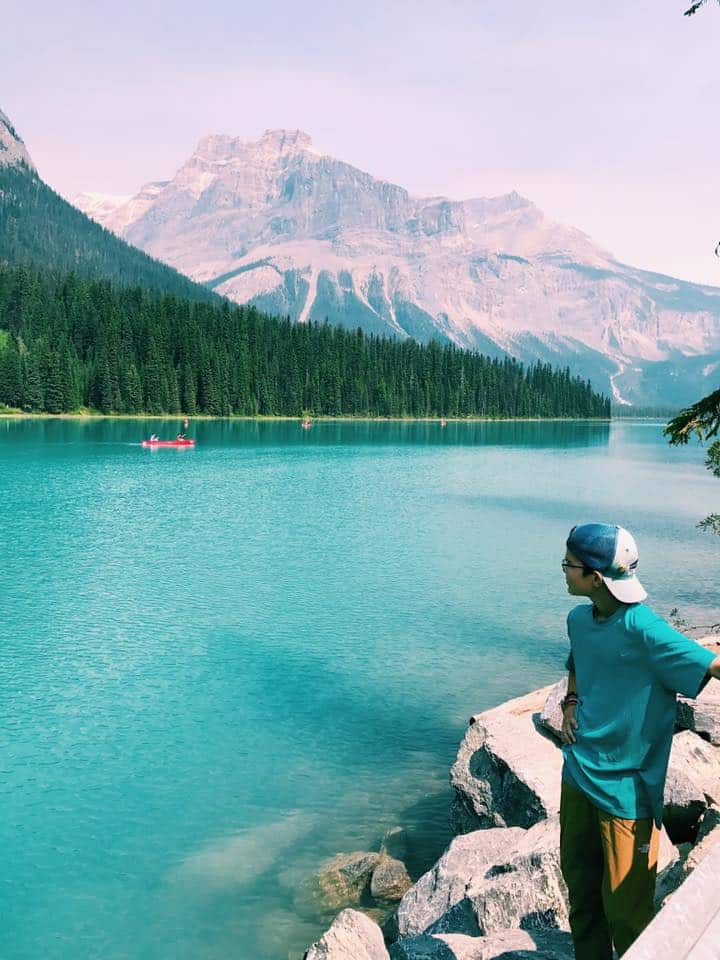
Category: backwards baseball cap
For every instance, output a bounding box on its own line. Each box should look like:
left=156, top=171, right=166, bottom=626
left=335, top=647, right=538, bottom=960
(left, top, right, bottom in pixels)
left=566, top=522, right=647, bottom=604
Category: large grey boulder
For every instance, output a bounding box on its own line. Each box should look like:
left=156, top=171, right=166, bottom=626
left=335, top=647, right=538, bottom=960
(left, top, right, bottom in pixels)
left=451, top=685, right=563, bottom=833
left=465, top=818, right=568, bottom=936
left=389, top=929, right=574, bottom=959
left=395, top=827, right=526, bottom=937
left=683, top=804, right=720, bottom=877
left=662, top=731, right=715, bottom=839
left=538, top=678, right=567, bottom=742
left=663, top=730, right=720, bottom=839
left=304, top=908, right=390, bottom=960
left=676, top=635, right=720, bottom=746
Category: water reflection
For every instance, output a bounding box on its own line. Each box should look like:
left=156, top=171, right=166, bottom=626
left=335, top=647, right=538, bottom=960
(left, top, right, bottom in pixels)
left=0, top=416, right=612, bottom=450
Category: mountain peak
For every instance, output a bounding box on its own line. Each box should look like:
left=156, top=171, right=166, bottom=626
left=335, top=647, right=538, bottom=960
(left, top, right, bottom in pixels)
left=0, top=108, right=36, bottom=172
left=191, top=128, right=318, bottom=166
left=259, top=128, right=315, bottom=152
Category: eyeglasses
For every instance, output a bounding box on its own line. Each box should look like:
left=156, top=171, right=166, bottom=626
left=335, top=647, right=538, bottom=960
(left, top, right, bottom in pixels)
left=561, top=560, right=587, bottom=572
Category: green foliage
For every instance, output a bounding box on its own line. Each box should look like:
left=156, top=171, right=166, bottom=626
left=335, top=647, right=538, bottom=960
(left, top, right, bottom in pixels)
left=684, top=0, right=720, bottom=15
left=0, top=264, right=611, bottom=419
left=665, top=387, right=720, bottom=532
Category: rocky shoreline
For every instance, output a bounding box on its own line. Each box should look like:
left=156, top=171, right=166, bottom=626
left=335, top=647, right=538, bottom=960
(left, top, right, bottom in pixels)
left=301, top=636, right=720, bottom=959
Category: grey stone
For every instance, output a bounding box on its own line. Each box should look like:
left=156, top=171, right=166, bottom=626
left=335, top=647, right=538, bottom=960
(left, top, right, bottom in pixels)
left=682, top=804, right=720, bottom=879
left=381, top=826, right=408, bottom=861
left=303, top=908, right=390, bottom=960
left=394, top=826, right=526, bottom=937
left=465, top=818, right=569, bottom=936
left=676, top=636, right=720, bottom=746
left=663, top=730, right=720, bottom=839
left=450, top=685, right=563, bottom=833
left=538, top=677, right=567, bottom=742
left=389, top=928, right=574, bottom=959
left=653, top=817, right=719, bottom=917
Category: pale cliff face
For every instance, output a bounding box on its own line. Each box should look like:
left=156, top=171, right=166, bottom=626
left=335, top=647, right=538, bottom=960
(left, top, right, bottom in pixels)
left=73, top=129, right=720, bottom=406
left=0, top=109, right=36, bottom=171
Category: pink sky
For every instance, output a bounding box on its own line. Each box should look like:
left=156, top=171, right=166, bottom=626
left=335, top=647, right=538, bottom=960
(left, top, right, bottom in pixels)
left=2, top=0, right=719, bottom=285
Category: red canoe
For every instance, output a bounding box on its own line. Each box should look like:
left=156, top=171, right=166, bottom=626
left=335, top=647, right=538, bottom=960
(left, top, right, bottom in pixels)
left=141, top=438, right=196, bottom=448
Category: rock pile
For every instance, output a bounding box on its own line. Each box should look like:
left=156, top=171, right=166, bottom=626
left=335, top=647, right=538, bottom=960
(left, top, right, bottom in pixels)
left=302, top=637, right=720, bottom=959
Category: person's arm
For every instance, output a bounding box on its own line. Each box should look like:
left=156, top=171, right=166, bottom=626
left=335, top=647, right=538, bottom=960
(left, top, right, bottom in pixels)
left=708, top=655, right=720, bottom=679
left=561, top=672, right=578, bottom=744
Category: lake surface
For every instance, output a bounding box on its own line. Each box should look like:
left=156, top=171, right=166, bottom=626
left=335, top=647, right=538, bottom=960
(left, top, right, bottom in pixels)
left=1, top=418, right=717, bottom=960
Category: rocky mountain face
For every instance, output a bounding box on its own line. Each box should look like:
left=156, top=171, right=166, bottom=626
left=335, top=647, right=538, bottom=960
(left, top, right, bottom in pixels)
left=75, top=129, right=720, bottom=406
left=0, top=109, right=35, bottom=171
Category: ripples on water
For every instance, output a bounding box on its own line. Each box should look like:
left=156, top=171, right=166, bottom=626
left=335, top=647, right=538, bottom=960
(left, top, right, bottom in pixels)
left=1, top=418, right=716, bottom=959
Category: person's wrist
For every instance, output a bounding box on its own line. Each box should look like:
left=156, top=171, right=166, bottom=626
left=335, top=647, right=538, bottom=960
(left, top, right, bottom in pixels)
left=562, top=694, right=579, bottom=712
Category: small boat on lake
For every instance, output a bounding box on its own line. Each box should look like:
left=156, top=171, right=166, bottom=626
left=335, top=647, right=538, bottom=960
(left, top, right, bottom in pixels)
left=141, top=437, right=196, bottom=448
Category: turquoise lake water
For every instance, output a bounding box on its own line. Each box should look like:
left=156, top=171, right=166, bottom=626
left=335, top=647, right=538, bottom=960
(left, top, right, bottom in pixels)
left=1, top=418, right=718, bottom=960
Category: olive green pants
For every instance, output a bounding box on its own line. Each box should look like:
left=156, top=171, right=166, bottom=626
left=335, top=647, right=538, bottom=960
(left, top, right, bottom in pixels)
left=560, top=780, right=659, bottom=959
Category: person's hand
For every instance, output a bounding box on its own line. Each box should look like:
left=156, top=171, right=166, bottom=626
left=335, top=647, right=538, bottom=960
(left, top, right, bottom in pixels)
left=561, top=704, right=578, bottom=744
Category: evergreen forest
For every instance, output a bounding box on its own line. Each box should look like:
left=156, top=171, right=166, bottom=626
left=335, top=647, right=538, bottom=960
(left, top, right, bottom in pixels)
left=0, top=264, right=610, bottom=418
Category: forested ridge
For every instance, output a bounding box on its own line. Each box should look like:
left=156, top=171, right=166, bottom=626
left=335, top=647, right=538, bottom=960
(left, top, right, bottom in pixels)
left=0, top=165, right=216, bottom=302
left=0, top=264, right=610, bottom=418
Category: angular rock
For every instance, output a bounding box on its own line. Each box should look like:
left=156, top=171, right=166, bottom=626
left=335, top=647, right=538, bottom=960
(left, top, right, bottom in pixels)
left=304, top=908, right=390, bottom=960
left=539, top=677, right=567, bottom=742
left=676, top=635, right=720, bottom=746
left=389, top=928, right=574, bottom=959
left=381, top=826, right=408, bottom=861
left=663, top=730, right=720, bottom=839
left=683, top=804, right=720, bottom=878
left=451, top=685, right=563, bottom=833
left=465, top=818, right=569, bottom=936
left=295, top=851, right=381, bottom=919
left=371, top=856, right=412, bottom=902
left=395, top=826, right=526, bottom=937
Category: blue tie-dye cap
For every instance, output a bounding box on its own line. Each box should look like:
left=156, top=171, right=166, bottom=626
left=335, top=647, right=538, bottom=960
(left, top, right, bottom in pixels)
left=567, top=522, right=647, bottom=603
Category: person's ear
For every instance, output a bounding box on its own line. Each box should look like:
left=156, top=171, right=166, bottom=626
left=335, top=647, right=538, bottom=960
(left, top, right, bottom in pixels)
left=592, top=571, right=604, bottom=588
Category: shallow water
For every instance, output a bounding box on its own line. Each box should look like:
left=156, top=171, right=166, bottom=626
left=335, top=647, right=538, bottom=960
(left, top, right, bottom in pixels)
left=1, top=418, right=717, bottom=959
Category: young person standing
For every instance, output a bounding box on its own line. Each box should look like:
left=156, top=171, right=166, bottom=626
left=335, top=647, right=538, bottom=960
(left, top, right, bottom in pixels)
left=559, top=522, right=720, bottom=959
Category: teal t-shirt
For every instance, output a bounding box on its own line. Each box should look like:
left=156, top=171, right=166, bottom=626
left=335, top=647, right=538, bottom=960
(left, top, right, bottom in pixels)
left=562, top=602, right=715, bottom=826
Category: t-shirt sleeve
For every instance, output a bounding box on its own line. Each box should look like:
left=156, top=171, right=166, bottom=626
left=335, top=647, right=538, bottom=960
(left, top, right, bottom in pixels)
left=565, top=611, right=575, bottom=673
left=640, top=617, right=716, bottom=697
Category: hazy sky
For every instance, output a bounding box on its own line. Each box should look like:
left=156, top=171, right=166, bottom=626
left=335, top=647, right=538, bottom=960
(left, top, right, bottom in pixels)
left=3, top=0, right=719, bottom=284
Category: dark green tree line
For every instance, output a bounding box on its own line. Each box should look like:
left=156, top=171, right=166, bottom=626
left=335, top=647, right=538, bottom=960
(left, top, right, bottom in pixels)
left=0, top=264, right=610, bottom=419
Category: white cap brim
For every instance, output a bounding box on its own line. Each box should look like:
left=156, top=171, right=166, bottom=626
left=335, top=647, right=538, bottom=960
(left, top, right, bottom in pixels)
left=602, top=574, right=647, bottom=603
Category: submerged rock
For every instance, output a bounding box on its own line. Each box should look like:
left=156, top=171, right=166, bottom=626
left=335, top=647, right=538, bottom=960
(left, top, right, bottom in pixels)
left=450, top=685, right=562, bottom=833
left=380, top=826, right=408, bottom=861
left=370, top=856, right=412, bottom=902
left=295, top=851, right=381, bottom=919
left=303, top=908, right=390, bottom=960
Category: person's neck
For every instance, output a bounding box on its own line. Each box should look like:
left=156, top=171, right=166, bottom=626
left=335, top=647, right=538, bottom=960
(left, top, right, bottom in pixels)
left=592, top=590, right=623, bottom=621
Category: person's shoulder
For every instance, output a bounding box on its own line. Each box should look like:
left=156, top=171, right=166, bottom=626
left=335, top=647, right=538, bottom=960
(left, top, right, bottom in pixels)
left=567, top=603, right=593, bottom=627
left=623, top=602, right=664, bottom=632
